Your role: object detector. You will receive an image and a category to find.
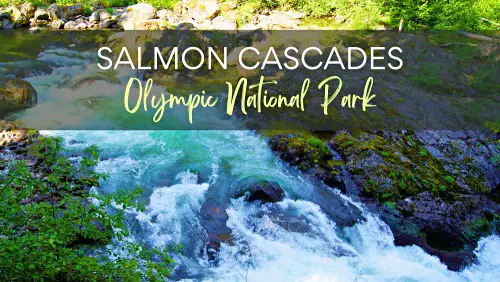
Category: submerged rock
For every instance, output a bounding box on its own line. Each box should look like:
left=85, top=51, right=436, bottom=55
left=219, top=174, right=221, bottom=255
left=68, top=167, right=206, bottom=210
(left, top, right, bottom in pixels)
left=0, top=60, right=53, bottom=79
left=0, top=76, right=37, bottom=116
left=200, top=202, right=232, bottom=262
left=240, top=180, right=285, bottom=203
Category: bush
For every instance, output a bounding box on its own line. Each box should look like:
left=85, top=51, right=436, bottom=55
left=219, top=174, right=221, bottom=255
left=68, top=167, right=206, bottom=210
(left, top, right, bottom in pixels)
left=382, top=0, right=500, bottom=30
left=138, top=0, right=178, bottom=9
left=0, top=137, right=176, bottom=281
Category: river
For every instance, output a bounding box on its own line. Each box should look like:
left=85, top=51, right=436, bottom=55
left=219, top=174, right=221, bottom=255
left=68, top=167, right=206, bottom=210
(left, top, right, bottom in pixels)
left=7, top=46, right=499, bottom=281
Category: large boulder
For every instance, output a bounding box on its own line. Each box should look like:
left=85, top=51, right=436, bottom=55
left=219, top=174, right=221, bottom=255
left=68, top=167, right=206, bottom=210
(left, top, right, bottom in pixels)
left=118, top=3, right=156, bottom=30
left=20, top=3, right=36, bottom=19
left=0, top=10, right=13, bottom=29
left=89, top=11, right=99, bottom=23
left=1, top=6, right=29, bottom=27
left=34, top=9, right=50, bottom=21
left=62, top=4, right=85, bottom=19
left=47, top=4, right=62, bottom=20
left=0, top=77, right=37, bottom=116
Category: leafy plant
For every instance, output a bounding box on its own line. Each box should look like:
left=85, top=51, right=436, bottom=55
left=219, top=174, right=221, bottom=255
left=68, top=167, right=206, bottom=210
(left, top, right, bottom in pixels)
left=0, top=137, right=175, bottom=281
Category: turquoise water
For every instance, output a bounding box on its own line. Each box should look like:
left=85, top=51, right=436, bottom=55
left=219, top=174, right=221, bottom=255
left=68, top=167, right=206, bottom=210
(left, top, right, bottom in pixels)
left=9, top=46, right=499, bottom=281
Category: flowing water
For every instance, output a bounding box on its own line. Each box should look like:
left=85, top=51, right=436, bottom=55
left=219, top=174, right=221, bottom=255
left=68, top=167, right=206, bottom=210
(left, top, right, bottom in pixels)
left=5, top=47, right=499, bottom=281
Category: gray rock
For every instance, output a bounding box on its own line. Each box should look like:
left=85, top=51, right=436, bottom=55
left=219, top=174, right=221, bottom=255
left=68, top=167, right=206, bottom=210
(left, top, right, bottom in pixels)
left=63, top=4, right=85, bottom=19
left=99, top=18, right=116, bottom=29
left=89, top=11, right=99, bottom=23
left=20, top=3, right=36, bottom=19
left=99, top=10, right=111, bottom=21
left=64, top=20, right=78, bottom=29
left=47, top=4, right=61, bottom=20
left=50, top=19, right=65, bottom=29
left=424, top=145, right=445, bottom=158
left=34, top=9, right=50, bottom=21
left=241, top=181, right=285, bottom=203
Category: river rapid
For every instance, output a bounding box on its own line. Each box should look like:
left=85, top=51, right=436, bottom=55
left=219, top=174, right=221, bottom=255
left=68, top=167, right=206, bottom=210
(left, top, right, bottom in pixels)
left=6, top=46, right=499, bottom=281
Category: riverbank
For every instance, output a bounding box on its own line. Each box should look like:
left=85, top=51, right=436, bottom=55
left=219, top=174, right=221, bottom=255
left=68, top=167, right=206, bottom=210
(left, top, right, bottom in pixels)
left=0, top=123, right=176, bottom=280
left=268, top=130, right=499, bottom=270
left=1, top=0, right=499, bottom=31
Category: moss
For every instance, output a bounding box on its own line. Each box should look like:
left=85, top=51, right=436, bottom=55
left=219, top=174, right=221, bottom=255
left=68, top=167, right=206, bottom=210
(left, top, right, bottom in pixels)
left=465, top=175, right=489, bottom=193
left=383, top=201, right=397, bottom=210
left=327, top=159, right=344, bottom=167
left=331, top=131, right=476, bottom=202
left=443, top=175, right=455, bottom=184
left=466, top=217, right=492, bottom=241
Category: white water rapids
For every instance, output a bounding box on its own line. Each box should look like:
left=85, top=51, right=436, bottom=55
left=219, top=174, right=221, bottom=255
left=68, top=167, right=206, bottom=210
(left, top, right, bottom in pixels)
left=6, top=46, right=498, bottom=281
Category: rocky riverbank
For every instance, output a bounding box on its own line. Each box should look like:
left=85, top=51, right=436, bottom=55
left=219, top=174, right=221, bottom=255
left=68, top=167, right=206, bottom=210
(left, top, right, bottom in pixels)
left=268, top=131, right=500, bottom=270
left=0, top=0, right=306, bottom=31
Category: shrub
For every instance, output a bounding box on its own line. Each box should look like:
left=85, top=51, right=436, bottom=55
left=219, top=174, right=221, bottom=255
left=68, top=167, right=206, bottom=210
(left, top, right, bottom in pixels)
left=0, top=137, right=175, bottom=281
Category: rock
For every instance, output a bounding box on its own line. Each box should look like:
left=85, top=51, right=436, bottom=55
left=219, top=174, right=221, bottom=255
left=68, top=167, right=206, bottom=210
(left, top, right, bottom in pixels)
left=258, top=11, right=299, bottom=29
left=220, top=1, right=237, bottom=11
left=89, top=11, right=99, bottom=23
left=99, top=10, right=111, bottom=21
left=47, top=4, right=61, bottom=20
left=0, top=77, right=37, bottom=116
left=50, top=19, right=65, bottom=29
left=76, top=22, right=87, bottom=30
left=64, top=20, right=78, bottom=29
left=62, top=4, right=85, bottom=19
left=99, top=18, right=116, bottom=29
left=157, top=9, right=171, bottom=20
left=34, top=9, right=50, bottom=21
left=183, top=0, right=220, bottom=23
left=20, top=3, right=36, bottom=19
left=200, top=202, right=232, bottom=261
left=237, top=180, right=285, bottom=203
left=4, top=6, right=29, bottom=27
left=0, top=15, right=13, bottom=29
left=136, top=19, right=168, bottom=30
left=176, top=22, right=196, bottom=30
left=284, top=10, right=305, bottom=19
left=0, top=60, right=53, bottom=79
left=118, top=3, right=156, bottom=30
left=211, top=16, right=236, bottom=30
left=91, top=1, right=104, bottom=11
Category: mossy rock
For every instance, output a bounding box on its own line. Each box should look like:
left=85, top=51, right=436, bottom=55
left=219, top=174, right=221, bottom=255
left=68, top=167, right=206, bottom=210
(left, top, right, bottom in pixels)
left=0, top=76, right=37, bottom=117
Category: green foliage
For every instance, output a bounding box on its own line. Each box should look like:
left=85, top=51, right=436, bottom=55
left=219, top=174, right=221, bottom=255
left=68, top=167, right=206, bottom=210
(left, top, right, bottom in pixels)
left=466, top=217, right=493, bottom=240
left=382, top=0, right=499, bottom=30
left=138, top=0, right=178, bottom=9
left=444, top=175, right=455, bottom=184
left=383, top=201, right=397, bottom=210
left=0, top=137, right=175, bottom=281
